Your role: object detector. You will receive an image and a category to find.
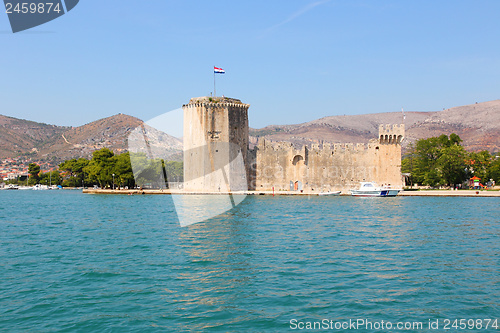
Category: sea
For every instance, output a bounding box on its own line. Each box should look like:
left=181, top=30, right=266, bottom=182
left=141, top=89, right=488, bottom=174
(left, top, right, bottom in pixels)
left=0, top=190, right=498, bottom=332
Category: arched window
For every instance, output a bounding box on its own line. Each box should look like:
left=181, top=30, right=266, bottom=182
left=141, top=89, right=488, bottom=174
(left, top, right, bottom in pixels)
left=292, top=155, right=304, bottom=166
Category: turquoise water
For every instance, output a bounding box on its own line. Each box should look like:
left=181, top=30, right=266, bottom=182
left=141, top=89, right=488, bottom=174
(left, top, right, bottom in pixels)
left=0, top=191, right=499, bottom=332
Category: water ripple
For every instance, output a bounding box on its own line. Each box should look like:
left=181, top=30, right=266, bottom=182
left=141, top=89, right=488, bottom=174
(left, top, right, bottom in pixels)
left=0, top=192, right=498, bottom=331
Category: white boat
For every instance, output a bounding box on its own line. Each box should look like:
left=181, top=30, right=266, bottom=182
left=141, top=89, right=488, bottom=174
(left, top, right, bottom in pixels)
left=3, top=184, right=19, bottom=190
left=18, top=186, right=33, bottom=190
left=318, top=191, right=341, bottom=196
left=350, top=182, right=400, bottom=197
left=33, top=184, right=49, bottom=190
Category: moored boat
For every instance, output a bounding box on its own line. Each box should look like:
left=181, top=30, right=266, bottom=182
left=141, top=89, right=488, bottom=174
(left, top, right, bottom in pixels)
left=318, top=191, right=341, bottom=196
left=351, top=182, right=400, bottom=197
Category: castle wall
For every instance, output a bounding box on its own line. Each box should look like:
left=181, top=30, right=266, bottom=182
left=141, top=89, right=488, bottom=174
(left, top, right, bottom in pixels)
left=182, top=95, right=404, bottom=193
left=252, top=125, right=404, bottom=192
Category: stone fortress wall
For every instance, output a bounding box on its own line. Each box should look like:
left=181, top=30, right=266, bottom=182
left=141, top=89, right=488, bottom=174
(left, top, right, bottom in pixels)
left=250, top=124, right=404, bottom=192
left=182, top=96, right=404, bottom=193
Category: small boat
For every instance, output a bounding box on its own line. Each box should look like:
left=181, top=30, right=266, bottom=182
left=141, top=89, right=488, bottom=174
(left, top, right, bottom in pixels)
left=18, top=186, right=33, bottom=190
left=351, top=182, right=400, bottom=197
left=318, top=191, right=341, bottom=196
left=3, top=184, right=19, bottom=190
left=33, top=184, right=49, bottom=190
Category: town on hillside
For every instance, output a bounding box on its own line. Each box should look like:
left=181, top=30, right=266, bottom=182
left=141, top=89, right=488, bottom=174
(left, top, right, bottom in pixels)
left=0, top=157, right=58, bottom=182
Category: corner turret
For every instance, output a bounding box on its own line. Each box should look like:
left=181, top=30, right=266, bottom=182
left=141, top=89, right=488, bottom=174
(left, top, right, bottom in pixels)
left=379, top=124, right=404, bottom=144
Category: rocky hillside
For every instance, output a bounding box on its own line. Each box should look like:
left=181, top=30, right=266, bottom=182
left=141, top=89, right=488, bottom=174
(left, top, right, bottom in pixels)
left=406, top=100, right=500, bottom=152
left=0, top=114, right=182, bottom=161
left=1, top=99, right=498, bottom=161
left=39, top=114, right=146, bottom=160
left=250, top=100, right=500, bottom=153
left=0, top=115, right=68, bottom=159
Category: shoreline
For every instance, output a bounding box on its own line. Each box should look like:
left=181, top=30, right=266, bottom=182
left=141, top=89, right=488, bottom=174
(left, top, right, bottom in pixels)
left=82, top=189, right=500, bottom=197
left=398, top=190, right=500, bottom=197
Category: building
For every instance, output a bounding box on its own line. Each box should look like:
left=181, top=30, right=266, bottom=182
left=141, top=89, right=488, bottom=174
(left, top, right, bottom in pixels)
left=182, top=97, right=250, bottom=192
left=182, top=96, right=404, bottom=192
left=251, top=125, right=404, bottom=192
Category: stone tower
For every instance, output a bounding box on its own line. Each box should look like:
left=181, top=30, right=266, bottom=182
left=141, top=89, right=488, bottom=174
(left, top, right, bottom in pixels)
left=374, top=124, right=405, bottom=186
left=182, top=96, right=250, bottom=192
left=378, top=124, right=404, bottom=144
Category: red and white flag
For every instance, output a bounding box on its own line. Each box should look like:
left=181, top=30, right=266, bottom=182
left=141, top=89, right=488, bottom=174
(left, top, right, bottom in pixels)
left=214, top=66, right=225, bottom=74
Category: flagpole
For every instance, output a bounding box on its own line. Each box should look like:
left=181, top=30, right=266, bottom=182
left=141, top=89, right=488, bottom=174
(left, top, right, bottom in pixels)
left=214, top=67, right=216, bottom=98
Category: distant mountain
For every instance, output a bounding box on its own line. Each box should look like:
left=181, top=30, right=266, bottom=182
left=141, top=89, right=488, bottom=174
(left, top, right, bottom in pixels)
left=0, top=114, right=183, bottom=162
left=406, top=100, right=500, bottom=152
left=0, top=115, right=68, bottom=159
left=1, top=99, right=499, bottom=162
left=249, top=100, right=500, bottom=153
left=40, top=114, right=145, bottom=160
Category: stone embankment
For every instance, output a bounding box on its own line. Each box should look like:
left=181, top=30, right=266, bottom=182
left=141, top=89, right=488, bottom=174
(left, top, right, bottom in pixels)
left=398, top=190, right=500, bottom=197
left=82, top=189, right=500, bottom=197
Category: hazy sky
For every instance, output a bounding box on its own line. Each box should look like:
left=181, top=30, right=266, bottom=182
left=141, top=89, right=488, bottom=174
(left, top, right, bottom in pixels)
left=1, top=0, right=499, bottom=128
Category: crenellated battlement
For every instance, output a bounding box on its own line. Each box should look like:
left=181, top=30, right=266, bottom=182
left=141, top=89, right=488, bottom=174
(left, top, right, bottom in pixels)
left=257, top=139, right=381, bottom=157
left=378, top=124, right=404, bottom=144
left=258, top=139, right=291, bottom=150
left=183, top=102, right=250, bottom=109
left=182, top=96, right=250, bottom=109
left=258, top=138, right=393, bottom=154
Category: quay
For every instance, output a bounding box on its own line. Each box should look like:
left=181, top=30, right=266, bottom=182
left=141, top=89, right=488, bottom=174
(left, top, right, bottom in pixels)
left=82, top=189, right=333, bottom=196
left=82, top=189, right=500, bottom=197
left=398, top=190, right=500, bottom=197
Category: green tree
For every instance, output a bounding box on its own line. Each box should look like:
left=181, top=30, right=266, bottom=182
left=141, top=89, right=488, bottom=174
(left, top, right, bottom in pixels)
left=84, top=148, right=116, bottom=188
left=136, top=159, right=164, bottom=188
left=164, top=160, right=183, bottom=183
left=28, top=163, right=41, bottom=185
left=423, top=169, right=443, bottom=187
left=59, top=159, right=77, bottom=176
left=39, top=170, right=62, bottom=186
left=129, top=152, right=166, bottom=188
left=54, top=149, right=184, bottom=189
left=113, top=152, right=135, bottom=188
left=449, top=133, right=463, bottom=146
left=413, top=136, right=442, bottom=184
left=487, top=155, right=500, bottom=183
left=437, top=145, right=468, bottom=186
left=60, top=158, right=89, bottom=187
left=402, top=133, right=466, bottom=187
left=467, top=151, right=492, bottom=183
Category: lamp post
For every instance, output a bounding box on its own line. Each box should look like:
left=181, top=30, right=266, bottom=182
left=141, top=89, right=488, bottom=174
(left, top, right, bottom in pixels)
left=112, top=174, right=115, bottom=190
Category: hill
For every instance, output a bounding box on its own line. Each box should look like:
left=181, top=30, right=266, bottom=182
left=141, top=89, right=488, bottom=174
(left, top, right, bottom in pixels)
left=0, top=114, right=182, bottom=162
left=0, top=115, right=68, bottom=159
left=40, top=114, right=145, bottom=160
left=1, top=99, right=499, bottom=162
left=249, top=100, right=500, bottom=153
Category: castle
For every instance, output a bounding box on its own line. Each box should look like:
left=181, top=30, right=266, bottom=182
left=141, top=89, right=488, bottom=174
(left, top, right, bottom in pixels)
left=182, top=96, right=404, bottom=192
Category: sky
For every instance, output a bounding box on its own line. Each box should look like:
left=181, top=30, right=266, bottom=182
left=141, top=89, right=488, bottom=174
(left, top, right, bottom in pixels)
left=1, top=0, right=500, bottom=129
